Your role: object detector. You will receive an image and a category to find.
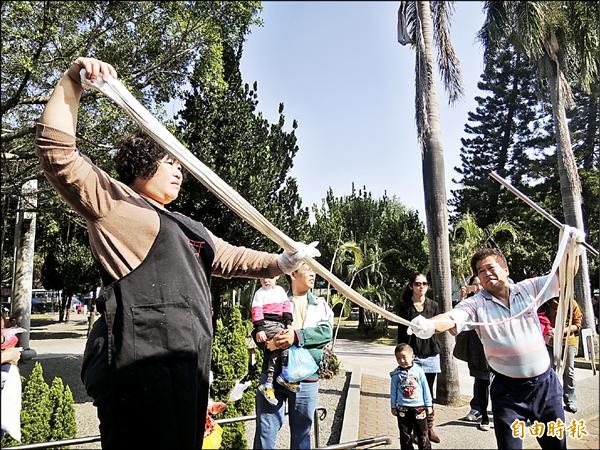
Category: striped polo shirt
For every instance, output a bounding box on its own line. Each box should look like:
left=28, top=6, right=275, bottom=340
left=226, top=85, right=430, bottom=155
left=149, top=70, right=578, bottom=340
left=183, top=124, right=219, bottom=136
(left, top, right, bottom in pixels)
left=449, top=275, right=559, bottom=378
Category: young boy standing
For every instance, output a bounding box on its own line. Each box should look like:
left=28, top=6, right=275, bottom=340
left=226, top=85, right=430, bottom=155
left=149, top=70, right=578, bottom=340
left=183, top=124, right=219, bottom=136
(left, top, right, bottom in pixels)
left=252, top=276, right=298, bottom=405
left=390, top=343, right=433, bottom=450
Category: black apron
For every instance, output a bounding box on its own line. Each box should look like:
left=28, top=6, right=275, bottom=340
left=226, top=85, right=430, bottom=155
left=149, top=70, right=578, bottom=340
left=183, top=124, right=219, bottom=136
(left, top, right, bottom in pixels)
left=81, top=204, right=215, bottom=449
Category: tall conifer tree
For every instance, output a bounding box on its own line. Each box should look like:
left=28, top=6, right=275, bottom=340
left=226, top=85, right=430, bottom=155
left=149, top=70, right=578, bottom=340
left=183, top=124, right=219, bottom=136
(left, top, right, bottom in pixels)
left=176, top=43, right=309, bottom=320
left=451, top=42, right=549, bottom=226
left=450, top=42, right=568, bottom=279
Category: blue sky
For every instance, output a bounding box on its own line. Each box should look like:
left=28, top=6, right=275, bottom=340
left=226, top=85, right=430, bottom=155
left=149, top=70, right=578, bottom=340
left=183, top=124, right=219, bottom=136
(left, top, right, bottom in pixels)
left=239, top=1, right=487, bottom=221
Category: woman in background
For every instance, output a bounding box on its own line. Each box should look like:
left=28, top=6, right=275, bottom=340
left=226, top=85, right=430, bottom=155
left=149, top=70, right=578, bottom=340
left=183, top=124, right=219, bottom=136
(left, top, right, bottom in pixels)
left=397, top=272, right=441, bottom=443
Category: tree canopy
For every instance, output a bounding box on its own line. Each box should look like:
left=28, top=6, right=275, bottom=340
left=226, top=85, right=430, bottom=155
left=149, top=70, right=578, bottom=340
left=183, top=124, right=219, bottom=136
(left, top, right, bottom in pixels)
left=310, top=185, right=428, bottom=319
left=478, top=0, right=599, bottom=327
left=1, top=1, right=262, bottom=298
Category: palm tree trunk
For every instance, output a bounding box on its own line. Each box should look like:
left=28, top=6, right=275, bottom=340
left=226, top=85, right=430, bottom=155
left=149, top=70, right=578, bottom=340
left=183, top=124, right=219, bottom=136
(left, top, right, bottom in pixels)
left=582, top=89, right=597, bottom=170
left=416, top=1, right=460, bottom=405
left=546, top=60, right=595, bottom=336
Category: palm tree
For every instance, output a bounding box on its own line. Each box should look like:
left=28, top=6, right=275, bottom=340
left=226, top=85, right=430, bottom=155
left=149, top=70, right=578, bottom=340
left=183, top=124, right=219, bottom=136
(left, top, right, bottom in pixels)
left=397, top=0, right=463, bottom=405
left=329, top=239, right=400, bottom=338
left=450, top=212, right=518, bottom=286
left=327, top=239, right=362, bottom=343
left=478, top=1, right=599, bottom=332
left=357, top=283, right=392, bottom=332
left=327, top=240, right=363, bottom=303
left=330, top=293, right=353, bottom=347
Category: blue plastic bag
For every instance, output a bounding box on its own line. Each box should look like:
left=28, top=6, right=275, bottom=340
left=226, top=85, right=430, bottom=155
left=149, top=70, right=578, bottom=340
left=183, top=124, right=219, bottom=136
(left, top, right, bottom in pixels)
left=286, top=345, right=319, bottom=382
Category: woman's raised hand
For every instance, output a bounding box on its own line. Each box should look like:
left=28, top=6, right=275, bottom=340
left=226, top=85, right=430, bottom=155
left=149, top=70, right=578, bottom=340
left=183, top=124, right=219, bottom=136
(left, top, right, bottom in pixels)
left=66, top=57, right=118, bottom=84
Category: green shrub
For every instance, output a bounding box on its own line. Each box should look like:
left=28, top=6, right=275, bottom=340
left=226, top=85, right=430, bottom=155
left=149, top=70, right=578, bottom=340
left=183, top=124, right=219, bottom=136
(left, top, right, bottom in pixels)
left=61, top=385, right=77, bottom=439
left=319, top=346, right=341, bottom=380
left=20, top=362, right=52, bottom=444
left=0, top=362, right=77, bottom=448
left=211, top=305, right=256, bottom=449
left=0, top=426, right=18, bottom=447
left=49, top=377, right=77, bottom=441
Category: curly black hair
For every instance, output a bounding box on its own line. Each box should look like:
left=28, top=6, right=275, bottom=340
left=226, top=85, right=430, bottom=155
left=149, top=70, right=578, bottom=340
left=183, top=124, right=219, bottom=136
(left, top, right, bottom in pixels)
left=114, top=131, right=168, bottom=185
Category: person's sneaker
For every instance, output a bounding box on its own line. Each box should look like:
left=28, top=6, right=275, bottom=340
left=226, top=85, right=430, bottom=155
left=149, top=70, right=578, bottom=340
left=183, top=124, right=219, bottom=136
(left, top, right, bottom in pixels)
left=276, top=375, right=300, bottom=393
left=464, top=409, right=482, bottom=422
left=258, top=384, right=278, bottom=406
left=478, top=422, right=490, bottom=431
left=564, top=404, right=578, bottom=414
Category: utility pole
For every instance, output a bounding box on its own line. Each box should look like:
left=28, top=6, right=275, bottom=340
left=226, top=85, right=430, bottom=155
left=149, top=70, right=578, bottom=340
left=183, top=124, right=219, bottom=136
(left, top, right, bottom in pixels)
left=11, top=179, right=38, bottom=360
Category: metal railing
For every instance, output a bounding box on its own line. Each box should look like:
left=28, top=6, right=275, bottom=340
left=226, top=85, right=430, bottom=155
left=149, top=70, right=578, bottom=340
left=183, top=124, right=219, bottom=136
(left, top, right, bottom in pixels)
left=6, top=406, right=328, bottom=450
left=313, top=406, right=327, bottom=448
left=319, top=435, right=392, bottom=449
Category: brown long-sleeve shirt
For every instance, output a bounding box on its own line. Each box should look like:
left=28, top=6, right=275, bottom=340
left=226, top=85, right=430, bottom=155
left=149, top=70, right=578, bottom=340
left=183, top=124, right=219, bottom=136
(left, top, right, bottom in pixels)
left=36, top=123, right=281, bottom=282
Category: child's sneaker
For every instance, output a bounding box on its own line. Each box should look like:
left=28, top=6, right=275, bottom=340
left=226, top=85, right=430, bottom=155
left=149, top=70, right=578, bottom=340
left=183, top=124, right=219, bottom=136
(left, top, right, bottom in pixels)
left=258, top=384, right=278, bottom=406
left=464, top=409, right=482, bottom=422
left=276, top=375, right=300, bottom=393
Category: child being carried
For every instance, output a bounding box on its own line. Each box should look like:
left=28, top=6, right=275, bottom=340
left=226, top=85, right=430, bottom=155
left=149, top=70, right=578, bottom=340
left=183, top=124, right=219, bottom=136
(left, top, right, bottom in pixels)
left=252, top=276, right=299, bottom=405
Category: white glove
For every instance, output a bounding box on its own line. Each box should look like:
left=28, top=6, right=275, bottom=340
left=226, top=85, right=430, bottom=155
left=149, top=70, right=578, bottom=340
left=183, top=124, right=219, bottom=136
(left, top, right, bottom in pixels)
left=277, top=241, right=321, bottom=274
left=407, top=315, right=436, bottom=339
left=79, top=67, right=108, bottom=89
left=566, top=225, right=586, bottom=256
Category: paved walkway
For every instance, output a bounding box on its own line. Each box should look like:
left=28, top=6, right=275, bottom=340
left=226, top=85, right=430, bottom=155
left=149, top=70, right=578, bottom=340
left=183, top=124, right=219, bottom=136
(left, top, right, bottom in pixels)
left=19, top=316, right=600, bottom=449
left=335, top=338, right=599, bottom=449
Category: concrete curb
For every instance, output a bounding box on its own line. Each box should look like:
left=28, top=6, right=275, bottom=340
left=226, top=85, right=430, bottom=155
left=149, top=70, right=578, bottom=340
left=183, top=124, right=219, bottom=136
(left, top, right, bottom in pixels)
left=574, top=359, right=596, bottom=370
left=339, top=366, right=362, bottom=443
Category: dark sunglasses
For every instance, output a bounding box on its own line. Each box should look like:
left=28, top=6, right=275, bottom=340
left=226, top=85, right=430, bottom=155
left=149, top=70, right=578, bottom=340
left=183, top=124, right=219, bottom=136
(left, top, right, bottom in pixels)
left=412, top=281, right=428, bottom=287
